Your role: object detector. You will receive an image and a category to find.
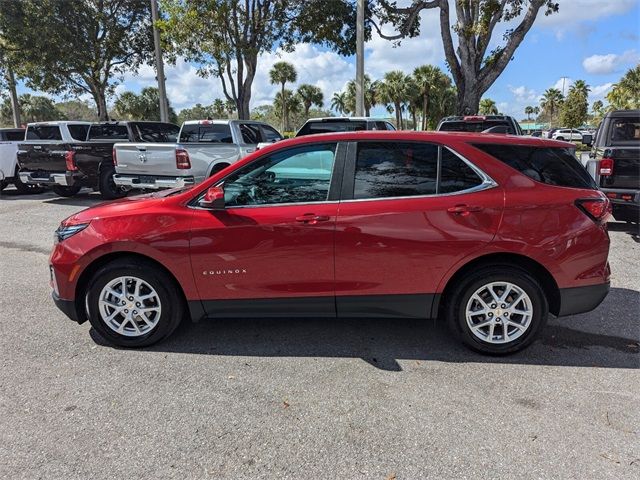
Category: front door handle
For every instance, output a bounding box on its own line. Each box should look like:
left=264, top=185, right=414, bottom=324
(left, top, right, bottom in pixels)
left=447, top=204, right=483, bottom=216
left=295, top=213, right=331, bottom=224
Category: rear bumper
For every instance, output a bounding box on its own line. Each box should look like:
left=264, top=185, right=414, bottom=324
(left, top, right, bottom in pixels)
left=52, top=291, right=85, bottom=324
left=557, top=282, right=610, bottom=317
left=114, top=174, right=195, bottom=190
left=19, top=171, right=80, bottom=186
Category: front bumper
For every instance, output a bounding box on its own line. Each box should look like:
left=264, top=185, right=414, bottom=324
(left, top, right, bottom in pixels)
left=52, top=291, right=85, bottom=324
left=557, top=282, right=610, bottom=317
left=19, top=171, right=80, bottom=186
left=114, top=174, right=195, bottom=190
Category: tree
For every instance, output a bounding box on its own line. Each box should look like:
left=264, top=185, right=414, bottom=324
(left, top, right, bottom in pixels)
left=225, top=99, right=236, bottom=119
left=55, top=100, right=99, bottom=122
left=177, top=103, right=223, bottom=124
left=212, top=99, right=226, bottom=118
left=0, top=94, right=65, bottom=125
left=296, top=84, right=324, bottom=117
left=540, top=88, right=564, bottom=125
left=373, top=0, right=559, bottom=114
left=524, top=106, right=534, bottom=121
left=159, top=0, right=354, bottom=120
left=114, top=87, right=178, bottom=123
left=269, top=62, right=298, bottom=132
left=331, top=92, right=348, bottom=115
left=378, top=70, right=410, bottom=128
left=479, top=98, right=498, bottom=115
left=274, top=89, right=302, bottom=131
left=345, top=75, right=378, bottom=116
left=560, top=80, right=590, bottom=128
left=606, top=65, right=640, bottom=110
left=0, top=0, right=154, bottom=120
left=413, top=65, right=449, bottom=130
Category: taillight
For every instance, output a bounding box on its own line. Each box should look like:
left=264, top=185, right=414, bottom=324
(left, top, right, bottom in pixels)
left=575, top=198, right=611, bottom=222
left=599, top=158, right=614, bottom=176
left=176, top=148, right=191, bottom=169
left=65, top=151, right=77, bottom=171
left=112, top=147, right=117, bottom=166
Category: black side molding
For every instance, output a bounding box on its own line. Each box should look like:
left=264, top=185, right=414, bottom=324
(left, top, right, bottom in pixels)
left=557, top=282, right=610, bottom=317
left=52, top=292, right=87, bottom=324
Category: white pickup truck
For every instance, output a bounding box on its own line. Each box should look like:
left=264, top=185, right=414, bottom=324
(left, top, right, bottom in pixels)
left=0, top=127, right=44, bottom=194
left=113, top=120, right=282, bottom=191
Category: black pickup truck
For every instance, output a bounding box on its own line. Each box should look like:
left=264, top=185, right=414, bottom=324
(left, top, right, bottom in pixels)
left=17, top=121, right=180, bottom=199
left=584, top=110, right=640, bottom=223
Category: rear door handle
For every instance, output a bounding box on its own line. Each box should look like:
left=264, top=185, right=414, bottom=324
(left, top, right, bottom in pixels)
left=295, top=213, right=331, bottom=224
left=447, top=204, right=483, bottom=215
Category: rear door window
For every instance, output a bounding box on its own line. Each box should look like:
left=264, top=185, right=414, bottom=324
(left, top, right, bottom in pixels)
left=88, top=124, right=129, bottom=140
left=26, top=125, right=62, bottom=140
left=68, top=124, right=89, bottom=141
left=239, top=123, right=262, bottom=144
left=179, top=124, right=232, bottom=143
left=473, top=143, right=597, bottom=189
left=260, top=125, right=283, bottom=142
left=133, top=123, right=180, bottom=142
left=4, top=130, right=24, bottom=141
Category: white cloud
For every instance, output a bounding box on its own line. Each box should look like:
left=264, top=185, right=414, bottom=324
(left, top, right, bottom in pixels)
left=582, top=50, right=639, bottom=75
left=508, top=85, right=538, bottom=103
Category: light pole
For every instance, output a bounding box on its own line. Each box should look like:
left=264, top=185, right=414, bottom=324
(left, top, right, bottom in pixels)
left=355, top=0, right=365, bottom=117
left=151, top=0, right=169, bottom=122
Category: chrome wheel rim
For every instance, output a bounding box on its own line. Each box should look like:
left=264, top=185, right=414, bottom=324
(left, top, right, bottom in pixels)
left=465, top=281, right=533, bottom=344
left=98, top=276, right=162, bottom=337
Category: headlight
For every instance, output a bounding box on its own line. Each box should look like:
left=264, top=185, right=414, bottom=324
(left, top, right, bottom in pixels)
left=55, top=223, right=90, bottom=243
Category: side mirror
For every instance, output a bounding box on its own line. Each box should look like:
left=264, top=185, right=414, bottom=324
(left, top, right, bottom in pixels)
left=199, top=185, right=225, bottom=210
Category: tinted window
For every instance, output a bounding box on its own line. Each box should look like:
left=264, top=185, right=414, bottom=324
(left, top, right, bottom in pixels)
left=68, top=124, right=89, bottom=141
left=133, top=123, right=179, bottom=142
left=386, top=122, right=396, bottom=131
left=4, top=130, right=24, bottom=141
left=610, top=117, right=640, bottom=144
left=88, top=124, right=129, bottom=140
left=439, top=120, right=514, bottom=134
left=473, top=143, right=597, bottom=189
left=239, top=123, right=262, bottom=144
left=354, top=142, right=438, bottom=199
left=374, top=121, right=387, bottom=130
left=297, top=120, right=368, bottom=136
left=440, top=148, right=483, bottom=193
left=222, top=144, right=336, bottom=207
left=26, top=126, right=62, bottom=140
left=261, top=125, right=282, bottom=142
left=179, top=124, right=232, bottom=143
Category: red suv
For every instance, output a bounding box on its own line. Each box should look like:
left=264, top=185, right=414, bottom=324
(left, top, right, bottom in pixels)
left=50, top=132, right=611, bottom=354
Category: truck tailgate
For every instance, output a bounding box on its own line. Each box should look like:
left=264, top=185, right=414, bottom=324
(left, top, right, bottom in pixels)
left=114, top=143, right=182, bottom=176
left=18, top=143, right=68, bottom=173
left=606, top=147, right=640, bottom=189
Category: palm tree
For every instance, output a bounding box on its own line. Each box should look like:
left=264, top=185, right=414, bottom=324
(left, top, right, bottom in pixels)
left=224, top=99, right=236, bottom=119
left=524, top=106, right=534, bottom=121
left=540, top=88, right=564, bottom=125
left=533, top=106, right=540, bottom=117
left=478, top=98, right=498, bottom=115
left=331, top=92, right=348, bottom=115
left=570, top=80, right=591, bottom=99
left=377, top=70, right=410, bottom=129
left=296, top=84, right=324, bottom=117
left=413, top=65, right=446, bottom=130
left=274, top=89, right=301, bottom=131
left=212, top=98, right=225, bottom=118
left=344, top=75, right=378, bottom=116
left=269, top=61, right=297, bottom=132
left=607, top=65, right=640, bottom=109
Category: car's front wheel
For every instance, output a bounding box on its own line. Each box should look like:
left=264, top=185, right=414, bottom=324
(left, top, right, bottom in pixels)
left=447, top=266, right=548, bottom=354
left=86, top=259, right=184, bottom=347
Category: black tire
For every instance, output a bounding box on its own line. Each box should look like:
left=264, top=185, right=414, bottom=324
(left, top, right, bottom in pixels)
left=209, top=163, right=229, bottom=176
left=52, top=184, right=82, bottom=197
left=85, top=259, right=184, bottom=348
left=99, top=165, right=126, bottom=200
left=0, top=180, right=6, bottom=192
left=13, top=168, right=45, bottom=194
left=556, top=136, right=564, bottom=141
left=446, top=266, right=548, bottom=355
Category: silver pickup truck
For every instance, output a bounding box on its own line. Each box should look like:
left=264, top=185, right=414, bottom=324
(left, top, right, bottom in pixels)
left=113, top=120, right=282, bottom=190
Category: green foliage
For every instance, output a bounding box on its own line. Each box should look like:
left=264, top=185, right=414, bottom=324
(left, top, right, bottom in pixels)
left=0, top=94, right=65, bottom=125
left=377, top=70, right=411, bottom=128
left=343, top=75, right=379, bottom=117
left=540, top=88, right=564, bottom=125
left=297, top=84, right=324, bottom=117
left=55, top=100, right=99, bottom=122
left=0, top=0, right=154, bottom=120
left=560, top=80, right=590, bottom=128
left=331, top=92, right=348, bottom=115
left=479, top=98, right=499, bottom=115
left=113, top=87, right=178, bottom=123
left=269, top=62, right=298, bottom=131
left=251, top=104, right=332, bottom=133
left=177, top=100, right=227, bottom=124
left=606, top=65, right=640, bottom=110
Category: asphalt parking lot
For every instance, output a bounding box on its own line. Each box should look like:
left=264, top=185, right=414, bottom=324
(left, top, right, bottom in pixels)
left=0, top=187, right=638, bottom=480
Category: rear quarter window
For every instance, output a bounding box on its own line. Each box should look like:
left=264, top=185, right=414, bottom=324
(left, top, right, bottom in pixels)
left=68, top=124, right=90, bottom=141
left=26, top=125, right=62, bottom=140
left=473, top=143, right=597, bottom=189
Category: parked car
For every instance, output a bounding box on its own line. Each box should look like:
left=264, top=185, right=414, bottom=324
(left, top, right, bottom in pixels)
left=0, top=127, right=44, bottom=194
left=582, top=110, right=639, bottom=222
left=17, top=121, right=179, bottom=199
left=296, top=117, right=396, bottom=136
left=436, top=115, right=523, bottom=135
left=113, top=119, right=282, bottom=191
left=50, top=131, right=610, bottom=354
left=551, top=128, right=583, bottom=142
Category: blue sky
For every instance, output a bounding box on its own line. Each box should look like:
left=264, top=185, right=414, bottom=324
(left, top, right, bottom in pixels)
left=16, top=0, right=640, bottom=119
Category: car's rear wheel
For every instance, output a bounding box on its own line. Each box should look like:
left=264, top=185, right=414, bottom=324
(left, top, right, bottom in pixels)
left=556, top=136, right=565, bottom=141
left=86, top=259, right=183, bottom=347
left=52, top=185, right=82, bottom=197
left=447, top=266, right=548, bottom=354
left=99, top=165, right=126, bottom=200
left=13, top=168, right=45, bottom=194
